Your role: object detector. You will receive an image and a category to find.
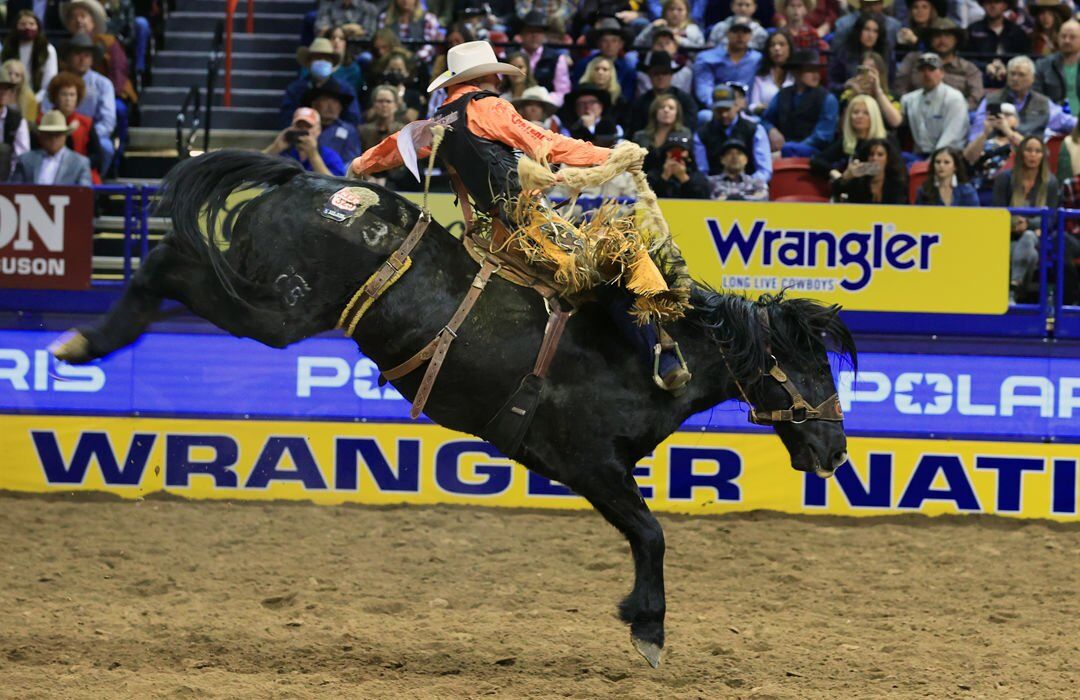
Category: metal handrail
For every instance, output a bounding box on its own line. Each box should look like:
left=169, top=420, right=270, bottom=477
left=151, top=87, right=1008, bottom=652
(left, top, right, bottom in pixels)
left=205, top=20, right=224, bottom=151
left=175, top=85, right=202, bottom=159
left=223, top=0, right=255, bottom=109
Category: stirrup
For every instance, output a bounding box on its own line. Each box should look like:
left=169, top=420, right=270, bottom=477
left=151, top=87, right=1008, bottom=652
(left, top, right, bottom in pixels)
left=652, top=342, right=692, bottom=392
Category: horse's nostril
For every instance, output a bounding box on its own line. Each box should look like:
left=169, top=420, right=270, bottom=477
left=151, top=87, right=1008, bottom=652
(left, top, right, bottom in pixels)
left=831, top=451, right=849, bottom=469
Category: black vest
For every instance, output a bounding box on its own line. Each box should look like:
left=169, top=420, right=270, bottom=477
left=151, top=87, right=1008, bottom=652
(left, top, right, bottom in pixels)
left=532, top=47, right=562, bottom=92
left=434, top=91, right=521, bottom=213
left=2, top=106, right=22, bottom=146
left=701, top=115, right=758, bottom=176
left=774, top=86, right=827, bottom=143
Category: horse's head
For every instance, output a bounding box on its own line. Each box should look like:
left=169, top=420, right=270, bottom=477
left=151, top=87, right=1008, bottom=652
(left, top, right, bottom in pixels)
left=749, top=296, right=855, bottom=478
left=691, top=289, right=857, bottom=478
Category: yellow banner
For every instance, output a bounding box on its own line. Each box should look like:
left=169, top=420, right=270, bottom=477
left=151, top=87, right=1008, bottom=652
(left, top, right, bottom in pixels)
left=4, top=415, right=1076, bottom=521
left=659, top=200, right=1009, bottom=314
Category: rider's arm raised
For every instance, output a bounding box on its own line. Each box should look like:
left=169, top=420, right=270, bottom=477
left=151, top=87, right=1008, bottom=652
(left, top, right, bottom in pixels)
left=349, top=132, right=430, bottom=177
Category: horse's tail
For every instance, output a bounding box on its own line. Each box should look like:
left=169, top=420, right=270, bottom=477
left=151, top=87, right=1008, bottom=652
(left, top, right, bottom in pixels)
left=156, top=149, right=304, bottom=304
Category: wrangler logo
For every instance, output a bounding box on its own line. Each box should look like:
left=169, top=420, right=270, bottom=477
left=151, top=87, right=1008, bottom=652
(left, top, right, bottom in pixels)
left=707, top=218, right=941, bottom=292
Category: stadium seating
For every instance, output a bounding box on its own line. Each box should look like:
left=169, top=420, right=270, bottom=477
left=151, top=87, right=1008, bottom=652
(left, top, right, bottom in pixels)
left=769, top=158, right=831, bottom=201
left=908, top=159, right=930, bottom=204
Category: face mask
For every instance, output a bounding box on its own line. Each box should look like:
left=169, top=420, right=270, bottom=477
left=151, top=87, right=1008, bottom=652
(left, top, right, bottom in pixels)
left=310, top=60, right=333, bottom=80
left=17, top=28, right=38, bottom=41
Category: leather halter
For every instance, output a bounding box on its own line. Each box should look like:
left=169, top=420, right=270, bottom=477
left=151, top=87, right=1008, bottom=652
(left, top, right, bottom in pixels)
left=719, top=308, right=844, bottom=426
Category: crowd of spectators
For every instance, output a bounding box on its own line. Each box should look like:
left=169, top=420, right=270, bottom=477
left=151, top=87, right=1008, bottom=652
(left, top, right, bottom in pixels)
left=285, top=0, right=1080, bottom=300
left=0, top=0, right=155, bottom=184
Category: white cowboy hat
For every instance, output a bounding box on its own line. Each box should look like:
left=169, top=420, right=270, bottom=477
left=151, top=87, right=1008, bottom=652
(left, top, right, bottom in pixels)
left=60, top=0, right=108, bottom=35
left=38, top=110, right=77, bottom=134
left=427, top=41, right=523, bottom=93
left=511, top=85, right=558, bottom=117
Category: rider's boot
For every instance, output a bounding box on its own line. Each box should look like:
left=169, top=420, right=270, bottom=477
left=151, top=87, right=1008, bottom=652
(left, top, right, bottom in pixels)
left=608, top=295, right=691, bottom=392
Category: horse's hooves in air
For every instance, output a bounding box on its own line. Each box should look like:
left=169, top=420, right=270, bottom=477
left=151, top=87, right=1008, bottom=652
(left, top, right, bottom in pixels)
left=49, top=330, right=92, bottom=364
left=632, top=636, right=662, bottom=668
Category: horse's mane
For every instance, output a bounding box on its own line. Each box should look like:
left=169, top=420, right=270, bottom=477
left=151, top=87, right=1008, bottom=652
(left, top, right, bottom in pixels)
left=688, top=284, right=858, bottom=383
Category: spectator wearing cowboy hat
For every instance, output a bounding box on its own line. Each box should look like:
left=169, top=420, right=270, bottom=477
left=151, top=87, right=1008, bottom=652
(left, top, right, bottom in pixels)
left=896, top=18, right=984, bottom=109
left=645, top=133, right=710, bottom=198
left=264, top=106, right=346, bottom=177
left=281, top=37, right=361, bottom=129
left=516, top=10, right=571, bottom=108
left=706, top=0, right=768, bottom=51
left=636, top=26, right=695, bottom=97
left=564, top=82, right=622, bottom=147
left=511, top=2, right=576, bottom=38
left=830, top=0, right=902, bottom=53
left=698, top=84, right=771, bottom=182
left=900, top=53, right=969, bottom=157
left=60, top=0, right=133, bottom=104
left=967, top=0, right=1031, bottom=86
left=1035, top=19, right=1080, bottom=115
left=1031, top=0, right=1072, bottom=56
left=41, top=32, right=114, bottom=173
left=12, top=108, right=92, bottom=185
left=762, top=49, right=838, bottom=157
left=570, top=17, right=638, bottom=101
left=512, top=85, right=561, bottom=132
left=693, top=17, right=762, bottom=119
left=708, top=139, right=769, bottom=200
left=303, top=80, right=362, bottom=165
left=628, top=50, right=697, bottom=135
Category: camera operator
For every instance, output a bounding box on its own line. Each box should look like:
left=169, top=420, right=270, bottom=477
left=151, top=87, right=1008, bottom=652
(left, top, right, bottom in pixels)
left=263, top=106, right=346, bottom=176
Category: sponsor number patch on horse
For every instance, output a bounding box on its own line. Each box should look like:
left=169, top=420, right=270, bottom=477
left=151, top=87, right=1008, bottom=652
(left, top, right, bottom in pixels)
left=320, top=187, right=378, bottom=224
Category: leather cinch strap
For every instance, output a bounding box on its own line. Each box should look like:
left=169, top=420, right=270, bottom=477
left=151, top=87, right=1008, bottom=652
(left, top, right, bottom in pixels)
left=381, top=257, right=501, bottom=419
left=533, top=298, right=570, bottom=378
left=338, top=211, right=432, bottom=335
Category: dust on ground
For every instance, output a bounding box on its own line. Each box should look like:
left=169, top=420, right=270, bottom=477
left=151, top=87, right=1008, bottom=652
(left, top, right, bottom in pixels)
left=1, top=495, right=1077, bottom=699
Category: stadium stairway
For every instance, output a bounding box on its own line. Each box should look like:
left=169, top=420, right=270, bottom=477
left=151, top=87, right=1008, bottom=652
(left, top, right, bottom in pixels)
left=122, top=0, right=309, bottom=179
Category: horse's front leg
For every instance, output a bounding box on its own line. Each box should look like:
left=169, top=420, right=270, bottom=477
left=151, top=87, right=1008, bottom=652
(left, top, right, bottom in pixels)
left=574, top=466, right=667, bottom=667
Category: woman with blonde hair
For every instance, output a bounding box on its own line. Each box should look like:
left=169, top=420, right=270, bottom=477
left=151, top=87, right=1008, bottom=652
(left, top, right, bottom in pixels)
left=2, top=59, right=39, bottom=124
left=580, top=56, right=626, bottom=124
left=810, top=94, right=896, bottom=180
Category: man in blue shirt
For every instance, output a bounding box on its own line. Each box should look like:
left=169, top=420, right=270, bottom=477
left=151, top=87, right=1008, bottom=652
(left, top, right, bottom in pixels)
left=762, top=49, right=838, bottom=158
left=693, top=17, right=761, bottom=123
left=695, top=84, right=773, bottom=182
left=281, top=38, right=361, bottom=128
left=303, top=82, right=362, bottom=166
left=263, top=107, right=345, bottom=176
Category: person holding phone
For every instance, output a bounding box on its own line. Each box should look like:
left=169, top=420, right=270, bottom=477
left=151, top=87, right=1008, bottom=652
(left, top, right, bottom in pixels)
left=831, top=137, right=908, bottom=204
left=263, top=106, right=345, bottom=176
left=646, top=134, right=710, bottom=198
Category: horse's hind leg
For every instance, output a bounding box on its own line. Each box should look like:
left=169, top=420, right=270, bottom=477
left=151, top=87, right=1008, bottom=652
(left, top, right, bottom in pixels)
left=571, top=465, right=667, bottom=668
left=51, top=242, right=188, bottom=364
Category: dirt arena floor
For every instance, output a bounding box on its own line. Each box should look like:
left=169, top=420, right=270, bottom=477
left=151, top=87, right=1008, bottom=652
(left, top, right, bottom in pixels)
left=1, top=495, right=1077, bottom=699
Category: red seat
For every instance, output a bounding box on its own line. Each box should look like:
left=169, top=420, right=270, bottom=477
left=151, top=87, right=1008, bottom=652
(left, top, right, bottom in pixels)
left=1047, top=134, right=1065, bottom=174
left=908, top=159, right=931, bottom=203
left=769, top=158, right=831, bottom=201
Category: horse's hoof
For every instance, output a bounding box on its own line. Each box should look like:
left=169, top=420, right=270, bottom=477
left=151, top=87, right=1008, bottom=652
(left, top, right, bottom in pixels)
left=632, top=635, right=662, bottom=668
left=49, top=330, right=92, bottom=364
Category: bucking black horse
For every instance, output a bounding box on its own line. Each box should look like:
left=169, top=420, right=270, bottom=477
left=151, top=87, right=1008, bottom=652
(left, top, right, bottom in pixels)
left=51, top=151, right=856, bottom=668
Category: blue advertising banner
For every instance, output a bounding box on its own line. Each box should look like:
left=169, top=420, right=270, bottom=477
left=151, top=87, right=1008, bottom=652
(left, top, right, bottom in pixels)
left=1, top=330, right=1077, bottom=442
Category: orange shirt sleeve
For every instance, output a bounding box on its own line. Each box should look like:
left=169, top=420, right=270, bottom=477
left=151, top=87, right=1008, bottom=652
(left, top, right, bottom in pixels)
left=468, top=95, right=611, bottom=167
left=351, top=131, right=431, bottom=176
